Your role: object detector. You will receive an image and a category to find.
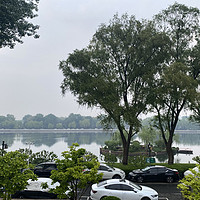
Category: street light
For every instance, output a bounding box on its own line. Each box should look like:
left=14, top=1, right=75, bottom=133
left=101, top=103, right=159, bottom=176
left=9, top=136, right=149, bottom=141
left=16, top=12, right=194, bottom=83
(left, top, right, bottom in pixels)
left=1, top=141, right=8, bottom=156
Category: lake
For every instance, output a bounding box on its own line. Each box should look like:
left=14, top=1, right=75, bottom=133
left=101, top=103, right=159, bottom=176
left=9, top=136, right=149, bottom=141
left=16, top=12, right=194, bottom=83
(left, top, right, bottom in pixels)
left=0, top=129, right=199, bottom=163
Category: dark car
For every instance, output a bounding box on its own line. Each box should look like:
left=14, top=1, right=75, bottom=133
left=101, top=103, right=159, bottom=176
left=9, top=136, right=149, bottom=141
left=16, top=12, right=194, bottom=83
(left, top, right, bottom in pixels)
left=127, top=165, right=180, bottom=183
left=33, top=162, right=57, bottom=178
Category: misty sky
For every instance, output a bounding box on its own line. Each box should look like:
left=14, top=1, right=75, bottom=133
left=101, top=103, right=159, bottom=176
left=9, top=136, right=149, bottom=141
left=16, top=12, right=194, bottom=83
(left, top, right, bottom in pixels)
left=0, top=0, right=199, bottom=120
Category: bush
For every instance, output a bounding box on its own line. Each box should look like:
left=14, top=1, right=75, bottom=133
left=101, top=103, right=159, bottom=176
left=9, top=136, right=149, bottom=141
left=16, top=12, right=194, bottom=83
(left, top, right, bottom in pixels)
left=104, top=153, right=118, bottom=163
left=101, top=196, right=121, bottom=200
left=104, top=141, right=121, bottom=151
left=129, top=140, right=143, bottom=152
left=128, top=155, right=147, bottom=168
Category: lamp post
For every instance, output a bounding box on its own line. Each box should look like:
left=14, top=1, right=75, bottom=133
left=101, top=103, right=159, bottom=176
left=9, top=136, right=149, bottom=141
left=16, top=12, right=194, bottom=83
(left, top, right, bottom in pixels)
left=147, top=142, right=152, bottom=157
left=2, top=141, right=8, bottom=156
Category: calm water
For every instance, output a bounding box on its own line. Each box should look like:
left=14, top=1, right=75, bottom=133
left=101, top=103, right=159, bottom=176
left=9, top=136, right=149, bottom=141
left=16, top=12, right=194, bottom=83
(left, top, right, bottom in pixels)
left=0, top=129, right=199, bottom=163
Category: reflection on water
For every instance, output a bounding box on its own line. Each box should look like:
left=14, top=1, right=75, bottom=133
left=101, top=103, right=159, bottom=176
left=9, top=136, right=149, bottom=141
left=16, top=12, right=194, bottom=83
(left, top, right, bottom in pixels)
left=1, top=130, right=112, bottom=159
left=0, top=130, right=199, bottom=163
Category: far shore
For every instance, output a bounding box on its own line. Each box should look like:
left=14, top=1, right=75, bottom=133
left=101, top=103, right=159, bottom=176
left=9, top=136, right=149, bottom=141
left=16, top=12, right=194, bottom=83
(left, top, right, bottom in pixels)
left=0, top=129, right=199, bottom=134
left=0, top=129, right=107, bottom=134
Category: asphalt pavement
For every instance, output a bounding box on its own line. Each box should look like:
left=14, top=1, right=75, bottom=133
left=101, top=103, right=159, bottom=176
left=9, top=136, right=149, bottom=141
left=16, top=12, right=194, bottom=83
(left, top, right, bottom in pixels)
left=141, top=182, right=183, bottom=200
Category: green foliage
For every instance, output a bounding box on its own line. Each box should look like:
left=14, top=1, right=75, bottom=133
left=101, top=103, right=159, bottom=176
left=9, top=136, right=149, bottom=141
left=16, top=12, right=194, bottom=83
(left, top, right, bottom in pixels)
left=49, top=143, right=102, bottom=200
left=192, top=156, right=200, bottom=164
left=0, top=151, right=37, bottom=200
left=138, top=125, right=158, bottom=146
left=0, top=113, right=199, bottom=130
left=59, top=13, right=169, bottom=165
left=153, top=139, right=166, bottom=152
left=178, top=164, right=200, bottom=200
left=18, top=148, right=58, bottom=165
left=104, top=140, right=121, bottom=151
left=0, top=0, right=39, bottom=49
left=150, top=3, right=200, bottom=165
left=128, top=155, right=147, bottom=168
left=104, top=153, right=118, bottom=163
left=129, top=140, right=143, bottom=152
left=0, top=113, right=102, bottom=129
left=101, top=196, right=121, bottom=200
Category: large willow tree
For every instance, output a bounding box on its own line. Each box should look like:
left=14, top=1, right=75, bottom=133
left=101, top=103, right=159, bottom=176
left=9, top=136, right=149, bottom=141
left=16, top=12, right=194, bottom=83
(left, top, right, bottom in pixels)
left=59, top=14, right=168, bottom=165
left=149, top=3, right=200, bottom=164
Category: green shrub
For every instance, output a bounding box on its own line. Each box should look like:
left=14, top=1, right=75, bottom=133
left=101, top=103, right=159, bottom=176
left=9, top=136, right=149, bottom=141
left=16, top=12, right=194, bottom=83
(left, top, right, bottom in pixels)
left=129, top=140, right=143, bottom=152
left=128, top=155, right=147, bottom=168
left=101, top=196, right=121, bottom=200
left=104, top=141, right=121, bottom=151
left=104, top=153, right=118, bottom=163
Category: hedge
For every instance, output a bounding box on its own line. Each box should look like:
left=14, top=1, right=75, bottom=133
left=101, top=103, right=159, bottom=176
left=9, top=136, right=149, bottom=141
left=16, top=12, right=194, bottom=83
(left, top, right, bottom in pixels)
left=107, top=162, right=196, bottom=178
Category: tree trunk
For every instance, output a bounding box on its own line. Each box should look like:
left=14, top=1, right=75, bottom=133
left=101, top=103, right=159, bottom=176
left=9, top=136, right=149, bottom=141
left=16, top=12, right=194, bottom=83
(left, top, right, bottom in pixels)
left=166, top=143, right=174, bottom=164
left=122, top=143, right=129, bottom=165
left=122, top=133, right=131, bottom=165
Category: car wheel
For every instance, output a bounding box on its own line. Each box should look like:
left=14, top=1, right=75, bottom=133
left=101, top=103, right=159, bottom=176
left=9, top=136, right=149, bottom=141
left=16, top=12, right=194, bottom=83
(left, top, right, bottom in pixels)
left=166, top=176, right=174, bottom=183
left=141, top=197, right=150, bottom=200
left=19, top=195, right=24, bottom=199
left=112, top=174, right=121, bottom=179
left=137, top=176, right=144, bottom=183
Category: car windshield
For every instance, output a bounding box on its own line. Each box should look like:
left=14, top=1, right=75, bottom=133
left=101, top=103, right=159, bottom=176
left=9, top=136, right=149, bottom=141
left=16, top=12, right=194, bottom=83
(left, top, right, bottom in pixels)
left=109, top=166, right=115, bottom=170
left=141, top=166, right=151, bottom=172
left=129, top=181, right=142, bottom=190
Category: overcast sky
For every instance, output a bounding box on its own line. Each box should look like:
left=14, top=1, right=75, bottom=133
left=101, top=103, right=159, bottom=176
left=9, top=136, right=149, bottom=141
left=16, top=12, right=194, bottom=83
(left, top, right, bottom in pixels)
left=0, top=0, right=199, bottom=120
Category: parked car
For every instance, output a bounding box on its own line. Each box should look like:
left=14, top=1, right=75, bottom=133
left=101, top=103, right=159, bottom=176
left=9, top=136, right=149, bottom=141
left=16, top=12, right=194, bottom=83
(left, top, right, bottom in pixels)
left=89, top=179, right=158, bottom=200
left=33, top=162, right=57, bottom=178
left=34, top=162, right=125, bottom=180
left=127, top=165, right=180, bottom=183
left=98, top=163, right=125, bottom=179
left=12, top=178, right=59, bottom=199
left=184, top=166, right=199, bottom=176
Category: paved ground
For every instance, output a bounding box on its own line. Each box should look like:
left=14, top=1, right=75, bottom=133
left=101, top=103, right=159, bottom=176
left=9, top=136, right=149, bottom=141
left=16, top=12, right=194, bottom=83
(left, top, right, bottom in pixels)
left=11, top=182, right=184, bottom=200
left=141, top=182, right=183, bottom=200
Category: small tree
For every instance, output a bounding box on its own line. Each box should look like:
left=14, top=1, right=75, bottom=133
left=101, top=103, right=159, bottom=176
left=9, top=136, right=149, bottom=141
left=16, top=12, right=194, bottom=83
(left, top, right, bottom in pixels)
left=50, top=143, right=102, bottom=200
left=0, top=151, right=37, bottom=200
left=177, top=165, right=200, bottom=200
left=18, top=148, right=58, bottom=165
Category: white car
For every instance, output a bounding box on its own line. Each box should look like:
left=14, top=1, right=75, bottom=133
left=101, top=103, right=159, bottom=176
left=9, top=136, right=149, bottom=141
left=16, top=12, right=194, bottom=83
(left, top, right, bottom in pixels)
left=98, top=164, right=125, bottom=179
left=12, top=178, right=60, bottom=199
left=184, top=166, right=199, bottom=176
left=89, top=179, right=158, bottom=200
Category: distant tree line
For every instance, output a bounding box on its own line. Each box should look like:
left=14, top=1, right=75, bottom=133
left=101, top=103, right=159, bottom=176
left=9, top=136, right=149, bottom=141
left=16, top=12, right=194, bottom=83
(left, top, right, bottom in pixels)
left=0, top=114, right=199, bottom=130
left=142, top=116, right=200, bottom=131
left=0, top=113, right=102, bottom=129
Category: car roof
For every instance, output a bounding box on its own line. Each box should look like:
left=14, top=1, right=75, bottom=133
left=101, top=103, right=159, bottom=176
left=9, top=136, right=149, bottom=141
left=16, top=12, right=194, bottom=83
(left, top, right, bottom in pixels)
left=150, top=165, right=165, bottom=168
left=104, top=179, right=128, bottom=184
left=100, top=163, right=109, bottom=167
left=37, top=162, right=56, bottom=165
